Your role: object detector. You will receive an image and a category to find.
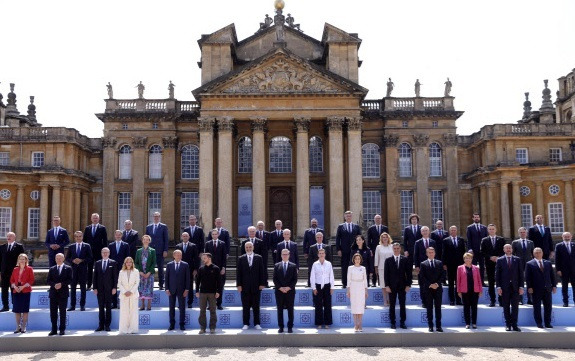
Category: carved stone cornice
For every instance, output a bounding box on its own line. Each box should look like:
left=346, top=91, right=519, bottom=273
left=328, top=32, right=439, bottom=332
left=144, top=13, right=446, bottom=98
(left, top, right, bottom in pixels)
left=217, top=116, right=234, bottom=132
left=326, top=116, right=345, bottom=131
left=132, top=136, right=148, bottom=148
left=383, top=134, right=399, bottom=148
left=198, top=117, right=216, bottom=132
left=250, top=117, right=268, bottom=133
left=347, top=117, right=363, bottom=131
left=412, top=134, right=429, bottom=146
left=162, top=136, right=178, bottom=149
left=294, top=117, right=311, bottom=132
left=443, top=133, right=458, bottom=146
left=101, top=137, right=117, bottom=148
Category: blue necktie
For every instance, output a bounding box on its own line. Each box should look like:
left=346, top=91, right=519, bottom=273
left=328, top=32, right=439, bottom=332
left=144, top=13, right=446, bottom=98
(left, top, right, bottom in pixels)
left=283, top=262, right=287, bottom=275
left=539, top=226, right=545, bottom=236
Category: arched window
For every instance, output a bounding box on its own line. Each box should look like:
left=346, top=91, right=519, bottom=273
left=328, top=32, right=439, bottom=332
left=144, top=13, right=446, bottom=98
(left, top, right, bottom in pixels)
left=362, top=143, right=380, bottom=178
left=118, top=145, right=132, bottom=179
left=309, top=136, right=323, bottom=173
left=269, top=136, right=292, bottom=173
left=238, top=137, right=253, bottom=173
left=429, top=143, right=442, bottom=177
left=148, top=145, right=163, bottom=179
left=181, top=145, right=199, bottom=180
left=398, top=143, right=412, bottom=177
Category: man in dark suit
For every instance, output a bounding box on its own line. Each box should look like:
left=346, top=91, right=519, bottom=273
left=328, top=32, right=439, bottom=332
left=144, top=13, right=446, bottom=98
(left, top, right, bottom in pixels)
left=336, top=211, right=362, bottom=288
left=45, top=216, right=70, bottom=268
left=419, top=247, right=445, bottom=332
left=466, top=213, right=488, bottom=282
left=145, top=212, right=169, bottom=290
left=93, top=248, right=118, bottom=332
left=384, top=242, right=412, bottom=329
left=276, top=229, right=299, bottom=268
left=0, top=232, right=25, bottom=312
left=496, top=244, right=524, bottom=331
left=528, top=215, right=554, bottom=260
left=303, top=219, right=325, bottom=269
left=207, top=218, right=230, bottom=257
left=367, top=214, right=388, bottom=287
left=122, top=220, right=139, bottom=260
left=511, top=227, right=534, bottom=305
left=308, top=232, right=331, bottom=264
left=109, top=230, right=130, bottom=308
left=183, top=214, right=205, bottom=255
left=414, top=226, right=436, bottom=307
left=481, top=224, right=506, bottom=307
left=442, top=226, right=466, bottom=306
left=273, top=249, right=298, bottom=333
left=554, top=231, right=575, bottom=307
left=236, top=241, right=267, bottom=329
left=47, top=253, right=73, bottom=336
left=240, top=226, right=265, bottom=257
left=256, top=221, right=271, bottom=272
left=83, top=213, right=108, bottom=290
left=525, top=247, right=557, bottom=328
left=176, top=232, right=199, bottom=308
left=204, top=229, right=227, bottom=310
left=402, top=213, right=422, bottom=271
left=430, top=220, right=446, bottom=263
left=165, top=250, right=190, bottom=331
left=269, top=220, right=284, bottom=264
left=65, top=231, right=92, bottom=311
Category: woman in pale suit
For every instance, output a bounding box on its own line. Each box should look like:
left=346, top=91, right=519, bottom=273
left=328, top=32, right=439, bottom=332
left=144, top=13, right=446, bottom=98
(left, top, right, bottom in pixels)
left=118, top=257, right=140, bottom=334
left=346, top=253, right=368, bottom=332
left=374, top=232, right=394, bottom=306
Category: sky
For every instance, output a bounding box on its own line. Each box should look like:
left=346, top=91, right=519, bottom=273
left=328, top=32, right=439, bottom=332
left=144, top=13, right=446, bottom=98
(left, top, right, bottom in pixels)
left=1, top=0, right=574, bottom=138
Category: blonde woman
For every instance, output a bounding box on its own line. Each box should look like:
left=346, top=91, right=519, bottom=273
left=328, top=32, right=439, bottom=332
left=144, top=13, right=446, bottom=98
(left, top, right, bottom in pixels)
left=374, top=232, right=394, bottom=306
left=10, top=253, right=34, bottom=333
left=347, top=253, right=368, bottom=332
left=118, top=257, right=140, bottom=334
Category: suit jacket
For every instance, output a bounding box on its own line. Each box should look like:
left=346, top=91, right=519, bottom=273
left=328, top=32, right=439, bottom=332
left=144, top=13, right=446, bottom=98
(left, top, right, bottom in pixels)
left=175, top=242, right=199, bottom=272
left=350, top=247, right=373, bottom=274
left=108, top=241, right=130, bottom=267
left=383, top=255, right=412, bottom=291
left=236, top=253, right=267, bottom=293
left=276, top=241, right=299, bottom=267
left=255, top=230, right=271, bottom=253
left=554, top=242, right=575, bottom=276
left=430, top=229, right=446, bottom=259
left=466, top=223, right=488, bottom=255
left=0, top=242, right=25, bottom=275
left=496, top=255, right=524, bottom=291
left=442, top=236, right=467, bottom=267
left=204, top=239, right=227, bottom=269
left=45, top=227, right=70, bottom=252
left=135, top=247, right=156, bottom=274
left=183, top=225, right=205, bottom=253
left=145, top=223, right=170, bottom=253
left=419, top=259, right=446, bottom=291
left=413, top=238, right=436, bottom=268
left=480, top=236, right=506, bottom=263
left=273, top=261, right=298, bottom=290
left=367, top=224, right=389, bottom=252
left=82, top=224, right=108, bottom=254
left=65, top=242, right=93, bottom=274
left=206, top=228, right=230, bottom=255
left=525, top=258, right=556, bottom=292
left=9, top=265, right=34, bottom=292
left=456, top=264, right=483, bottom=293
left=165, top=261, right=190, bottom=296
left=93, top=259, right=119, bottom=301
left=240, top=238, right=265, bottom=256
left=308, top=243, right=331, bottom=266
left=47, top=264, right=73, bottom=299
left=121, top=229, right=139, bottom=259
left=511, top=239, right=534, bottom=267
left=403, top=225, right=422, bottom=257
left=336, top=223, right=362, bottom=254
left=528, top=225, right=554, bottom=257
left=269, top=229, right=284, bottom=255
left=303, top=228, right=326, bottom=255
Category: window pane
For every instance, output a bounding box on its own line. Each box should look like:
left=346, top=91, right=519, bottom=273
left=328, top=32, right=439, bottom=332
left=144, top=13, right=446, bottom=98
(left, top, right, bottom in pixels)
left=180, top=192, right=199, bottom=232
left=362, top=143, right=380, bottom=178
left=516, top=148, right=528, bottom=164
left=32, top=152, right=44, bottom=167
left=521, top=204, right=533, bottom=229
left=309, top=137, right=323, bottom=173
left=0, top=152, right=9, bottom=166
left=148, top=192, right=162, bottom=224
left=27, top=208, right=40, bottom=239
left=118, top=193, right=131, bottom=230
left=548, top=203, right=564, bottom=234
left=181, top=145, right=199, bottom=180
left=400, top=190, right=414, bottom=231
left=430, top=190, right=444, bottom=227
left=429, top=143, right=442, bottom=177
left=362, top=191, right=381, bottom=227
left=398, top=143, right=412, bottom=177
left=269, top=136, right=292, bottom=173
left=0, top=207, right=12, bottom=238
left=238, top=137, right=253, bottom=174
left=149, top=145, right=162, bottom=179
left=549, top=148, right=562, bottom=162
left=119, top=145, right=132, bottom=179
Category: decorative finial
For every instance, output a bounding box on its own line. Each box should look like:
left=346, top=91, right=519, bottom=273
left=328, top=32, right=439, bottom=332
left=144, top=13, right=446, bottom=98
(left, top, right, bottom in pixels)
left=0, top=82, right=3, bottom=106
left=522, top=92, right=532, bottom=119
left=7, top=83, right=16, bottom=106
left=27, top=96, right=36, bottom=120
left=274, top=0, right=285, bottom=10
left=540, top=79, right=554, bottom=111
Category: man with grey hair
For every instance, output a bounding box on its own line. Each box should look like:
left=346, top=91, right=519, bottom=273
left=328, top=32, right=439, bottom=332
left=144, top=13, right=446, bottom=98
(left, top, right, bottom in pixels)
left=276, top=229, right=299, bottom=268
left=554, top=232, right=575, bottom=307
left=0, top=232, right=25, bottom=312
left=145, top=212, right=169, bottom=290
left=237, top=241, right=266, bottom=329
left=122, top=219, right=139, bottom=260
left=414, top=226, right=435, bottom=306
left=83, top=213, right=107, bottom=290
left=525, top=247, right=556, bottom=328
left=273, top=249, right=298, bottom=333
left=512, top=227, right=534, bottom=305
left=93, top=247, right=118, bottom=332
left=241, top=226, right=265, bottom=256
left=47, top=253, right=72, bottom=336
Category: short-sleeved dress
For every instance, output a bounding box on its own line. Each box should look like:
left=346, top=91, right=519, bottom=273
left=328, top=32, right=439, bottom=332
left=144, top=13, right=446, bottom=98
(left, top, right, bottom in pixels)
left=347, top=265, right=367, bottom=314
left=374, top=244, right=394, bottom=287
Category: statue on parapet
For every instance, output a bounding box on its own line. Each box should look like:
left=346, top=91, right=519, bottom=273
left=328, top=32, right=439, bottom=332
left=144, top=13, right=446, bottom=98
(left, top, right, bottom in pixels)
left=444, top=77, right=452, bottom=96
left=259, top=14, right=273, bottom=31
left=136, top=81, right=145, bottom=99
left=415, top=79, right=421, bottom=97
left=286, top=13, right=300, bottom=31
left=386, top=78, right=394, bottom=97
left=168, top=81, right=175, bottom=99
left=106, top=82, right=113, bottom=99
left=276, top=24, right=285, bottom=42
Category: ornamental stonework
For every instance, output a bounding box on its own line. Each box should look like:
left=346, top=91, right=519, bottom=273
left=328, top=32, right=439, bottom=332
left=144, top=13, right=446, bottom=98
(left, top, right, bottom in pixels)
left=383, top=134, right=399, bottom=147
left=347, top=117, right=362, bottom=131
left=162, top=136, right=179, bottom=149
left=250, top=117, right=268, bottom=132
left=326, top=116, right=345, bottom=131
left=132, top=136, right=148, bottom=148
left=413, top=134, right=429, bottom=146
left=443, top=133, right=458, bottom=146
left=102, top=137, right=117, bottom=148
left=217, top=117, right=234, bottom=132
left=198, top=117, right=216, bottom=132
left=294, top=117, right=311, bottom=132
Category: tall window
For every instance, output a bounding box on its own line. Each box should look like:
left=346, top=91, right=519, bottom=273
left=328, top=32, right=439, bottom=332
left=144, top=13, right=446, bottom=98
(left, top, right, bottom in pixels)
left=0, top=152, right=9, bottom=166
left=148, top=192, right=162, bottom=224
left=118, top=145, right=132, bottom=179
left=238, top=137, right=253, bottom=173
left=548, top=203, right=564, bottom=234
left=181, top=145, right=199, bottom=180
left=118, top=193, right=131, bottom=229
left=27, top=208, right=40, bottom=239
left=400, top=190, right=414, bottom=231
left=309, top=136, right=323, bottom=173
left=516, top=148, right=528, bottom=164
left=549, top=148, right=562, bottom=162
left=148, top=145, right=163, bottom=179
left=32, top=152, right=44, bottom=168
left=0, top=207, right=12, bottom=238
left=363, top=191, right=382, bottom=227
left=429, top=143, right=442, bottom=177
left=362, top=143, right=380, bottom=178
left=269, top=136, right=292, bottom=173
left=430, top=190, right=444, bottom=227
left=521, top=204, right=533, bottom=229
left=181, top=192, right=199, bottom=231
left=398, top=143, right=412, bottom=177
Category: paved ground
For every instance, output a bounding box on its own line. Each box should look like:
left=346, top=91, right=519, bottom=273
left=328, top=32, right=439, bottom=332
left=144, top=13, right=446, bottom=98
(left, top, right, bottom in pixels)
left=2, top=348, right=573, bottom=361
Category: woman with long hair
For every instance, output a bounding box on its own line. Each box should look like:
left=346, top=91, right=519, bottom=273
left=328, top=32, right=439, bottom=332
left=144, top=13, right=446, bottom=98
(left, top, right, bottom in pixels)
left=347, top=253, right=368, bottom=332
left=10, top=253, right=34, bottom=333
left=118, top=257, right=140, bottom=334
left=374, top=232, right=394, bottom=306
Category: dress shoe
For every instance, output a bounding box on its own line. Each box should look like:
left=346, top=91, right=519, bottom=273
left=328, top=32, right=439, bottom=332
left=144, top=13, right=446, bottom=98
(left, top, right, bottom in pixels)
left=537, top=324, right=544, bottom=328
left=48, top=331, right=57, bottom=336
left=324, top=325, right=330, bottom=329
left=67, top=307, right=75, bottom=311
left=21, top=328, right=26, bottom=333
left=489, top=303, right=495, bottom=307
left=400, top=323, right=407, bottom=329
left=80, top=307, right=86, bottom=311
left=105, top=326, right=111, bottom=332
left=472, top=324, right=477, bottom=329
left=180, top=326, right=186, bottom=331
left=436, top=327, right=443, bottom=332
left=159, top=286, right=164, bottom=290
left=59, top=331, right=65, bottom=336
left=390, top=324, right=396, bottom=329
left=210, top=329, right=216, bottom=334
left=217, top=306, right=224, bottom=310
left=95, top=327, right=104, bottom=332
left=14, top=328, right=21, bottom=334
left=278, top=328, right=284, bottom=333
left=199, top=329, right=206, bottom=334
left=465, top=325, right=470, bottom=329
left=242, top=325, right=249, bottom=330
left=287, top=328, right=293, bottom=333
left=449, top=302, right=455, bottom=306
left=421, top=304, right=426, bottom=308
left=168, top=325, right=175, bottom=331
left=519, top=301, right=524, bottom=305
left=545, top=324, right=553, bottom=328
left=512, top=326, right=521, bottom=332
left=527, top=301, right=533, bottom=305
left=0, top=307, right=9, bottom=312
left=563, top=303, right=569, bottom=307
left=505, top=326, right=512, bottom=331
left=456, top=301, right=463, bottom=306
left=254, top=325, right=262, bottom=330
left=187, top=304, right=193, bottom=309
left=428, top=327, right=434, bottom=332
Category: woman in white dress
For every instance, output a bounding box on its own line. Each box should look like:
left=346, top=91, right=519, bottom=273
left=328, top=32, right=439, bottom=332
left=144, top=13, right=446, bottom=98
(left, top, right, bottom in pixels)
left=346, top=253, right=368, bottom=332
left=374, top=232, right=394, bottom=306
left=118, top=257, right=140, bottom=334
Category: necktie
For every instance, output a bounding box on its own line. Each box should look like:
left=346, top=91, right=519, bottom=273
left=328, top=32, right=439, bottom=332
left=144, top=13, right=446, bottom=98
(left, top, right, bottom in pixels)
left=319, top=244, right=322, bottom=250
left=507, top=257, right=511, bottom=269
left=183, top=243, right=187, bottom=253
left=348, top=223, right=351, bottom=233
left=283, top=262, right=287, bottom=275
left=277, top=230, right=280, bottom=237
left=425, top=239, right=429, bottom=249
left=103, top=260, right=107, bottom=271
left=453, top=237, right=457, bottom=247
left=116, top=242, right=120, bottom=254
left=476, top=224, right=480, bottom=233
left=249, top=255, right=252, bottom=267
left=431, top=260, right=434, bottom=268
left=313, top=228, right=316, bottom=235
left=568, top=243, right=571, bottom=254
left=439, top=230, right=443, bottom=238
left=522, top=240, right=526, bottom=252
left=58, top=265, right=62, bottom=275
left=258, top=231, right=262, bottom=239
left=8, top=244, right=11, bottom=252
left=54, top=227, right=58, bottom=238
left=77, top=244, right=80, bottom=255
left=176, top=263, right=179, bottom=272
left=492, top=237, right=495, bottom=247
left=539, top=260, right=544, bottom=272
left=396, top=256, right=400, bottom=268
left=214, top=240, right=217, bottom=251
left=153, top=224, right=157, bottom=234
left=413, top=226, right=416, bottom=235
left=92, top=225, right=96, bottom=237
left=539, top=226, right=545, bottom=236
left=377, top=225, right=381, bottom=234
left=191, top=226, right=195, bottom=235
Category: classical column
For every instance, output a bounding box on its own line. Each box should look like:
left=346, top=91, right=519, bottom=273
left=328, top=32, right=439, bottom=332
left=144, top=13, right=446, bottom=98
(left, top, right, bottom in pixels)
left=162, top=136, right=178, bottom=241
left=251, top=117, right=267, bottom=226
left=564, top=179, right=574, bottom=232
left=62, top=188, right=74, bottom=231
left=383, top=135, right=399, bottom=234
left=327, top=116, right=345, bottom=236
left=101, top=136, right=117, bottom=228
left=40, top=185, right=49, bottom=240
left=198, top=117, right=215, bottom=230
left=479, top=184, right=487, bottom=221
left=295, top=116, right=311, bottom=236
left=486, top=182, right=497, bottom=227
left=347, top=117, right=363, bottom=225
left=74, top=189, right=81, bottom=232
left=535, top=182, right=544, bottom=217
left=81, top=192, right=89, bottom=228
left=413, top=134, right=430, bottom=225
left=131, top=136, right=148, bottom=233
left=15, top=185, right=25, bottom=240
left=443, top=134, right=460, bottom=227
left=511, top=181, right=522, bottom=235
left=217, top=117, right=234, bottom=236
left=500, top=181, right=511, bottom=238
left=51, top=185, right=61, bottom=219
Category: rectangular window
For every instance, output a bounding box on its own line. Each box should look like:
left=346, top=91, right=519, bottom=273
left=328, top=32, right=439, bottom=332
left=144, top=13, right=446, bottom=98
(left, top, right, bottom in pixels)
left=549, top=148, right=562, bottom=162
left=400, top=190, right=414, bottom=231
left=27, top=208, right=40, bottom=239
left=310, top=186, right=325, bottom=229
left=180, top=192, right=199, bottom=232
left=148, top=192, right=162, bottom=224
left=520, top=204, right=533, bottom=229
left=0, top=152, right=9, bottom=166
left=548, top=203, right=564, bottom=234
left=362, top=191, right=382, bottom=228
left=430, top=190, right=444, bottom=228
left=32, top=152, right=44, bottom=167
left=118, top=193, right=131, bottom=230
left=515, top=148, right=528, bottom=164
left=0, top=207, right=12, bottom=238
left=237, top=187, right=252, bottom=237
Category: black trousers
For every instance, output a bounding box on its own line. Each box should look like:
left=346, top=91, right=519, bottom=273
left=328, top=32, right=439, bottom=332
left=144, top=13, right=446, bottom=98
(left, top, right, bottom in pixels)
left=275, top=290, right=295, bottom=328
left=389, top=288, right=407, bottom=325
left=446, top=265, right=461, bottom=303
left=216, top=272, right=226, bottom=307
left=560, top=272, right=575, bottom=303
left=86, top=247, right=102, bottom=288
left=461, top=291, right=479, bottom=325
left=472, top=254, right=485, bottom=283
left=241, top=290, right=262, bottom=326
left=423, top=288, right=442, bottom=327
left=501, top=285, right=520, bottom=327
left=70, top=267, right=88, bottom=308
left=49, top=297, right=67, bottom=332
left=313, top=284, right=332, bottom=326
left=371, top=272, right=378, bottom=287
left=156, top=254, right=165, bottom=288
left=485, top=260, right=498, bottom=303
left=169, top=293, right=186, bottom=327
left=341, top=252, right=351, bottom=287
left=1, top=274, right=12, bottom=308
left=532, top=288, right=553, bottom=326
left=187, top=269, right=196, bottom=306
left=97, top=293, right=113, bottom=328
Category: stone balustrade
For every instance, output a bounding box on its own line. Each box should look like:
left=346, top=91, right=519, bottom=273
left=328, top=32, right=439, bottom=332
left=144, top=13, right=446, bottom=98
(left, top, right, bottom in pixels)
left=105, top=99, right=200, bottom=113
left=361, top=96, right=454, bottom=111
left=0, top=127, right=100, bottom=149
left=461, top=123, right=575, bottom=146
